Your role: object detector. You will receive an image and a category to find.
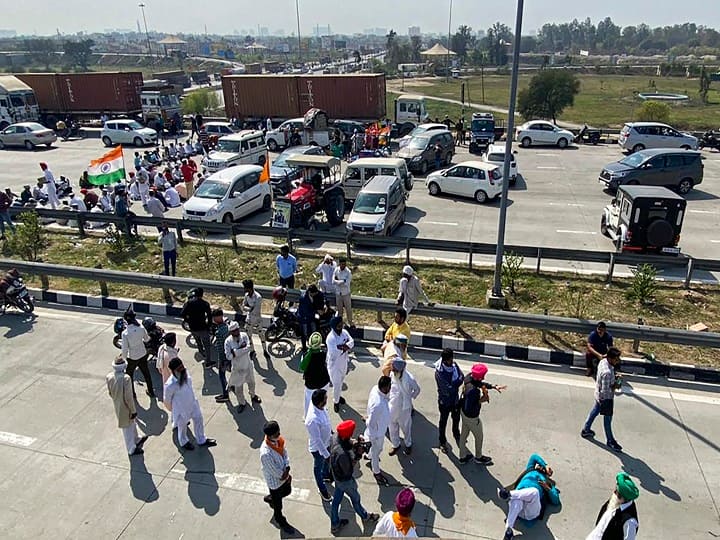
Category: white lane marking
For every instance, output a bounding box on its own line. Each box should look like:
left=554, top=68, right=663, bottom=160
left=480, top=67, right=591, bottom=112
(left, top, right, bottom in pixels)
left=424, top=221, right=459, bottom=226
left=689, top=210, right=715, bottom=214
left=172, top=469, right=309, bottom=501
left=0, top=430, right=37, bottom=447
left=556, top=229, right=597, bottom=235
left=537, top=166, right=563, bottom=170
left=548, top=203, right=584, bottom=207
left=536, top=153, right=559, bottom=157
left=36, top=311, right=110, bottom=326
left=711, top=240, right=720, bottom=244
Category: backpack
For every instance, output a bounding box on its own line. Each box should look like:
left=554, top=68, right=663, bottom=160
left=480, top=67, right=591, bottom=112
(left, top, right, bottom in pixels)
left=329, top=440, right=354, bottom=482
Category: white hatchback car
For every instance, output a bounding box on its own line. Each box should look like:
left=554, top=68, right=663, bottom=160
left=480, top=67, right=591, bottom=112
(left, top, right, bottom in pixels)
left=618, top=122, right=698, bottom=153
left=483, top=143, right=518, bottom=185
left=182, top=165, right=272, bottom=224
left=425, top=160, right=503, bottom=203
left=101, top=119, right=157, bottom=147
left=515, top=120, right=574, bottom=149
left=266, top=118, right=304, bottom=151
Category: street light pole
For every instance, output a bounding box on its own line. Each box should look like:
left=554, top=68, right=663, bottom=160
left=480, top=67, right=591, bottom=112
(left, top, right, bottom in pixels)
left=295, top=0, right=302, bottom=64
left=138, top=3, right=151, bottom=56
left=445, top=0, right=452, bottom=83
left=490, top=0, right=524, bottom=303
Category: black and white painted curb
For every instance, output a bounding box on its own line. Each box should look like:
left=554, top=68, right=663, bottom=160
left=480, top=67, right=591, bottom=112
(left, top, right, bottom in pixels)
left=28, top=288, right=720, bottom=385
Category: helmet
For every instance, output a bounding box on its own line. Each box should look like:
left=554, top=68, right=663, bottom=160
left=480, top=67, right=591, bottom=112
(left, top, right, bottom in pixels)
left=272, top=286, right=287, bottom=301
left=123, top=308, right=136, bottom=323
left=142, top=317, right=157, bottom=331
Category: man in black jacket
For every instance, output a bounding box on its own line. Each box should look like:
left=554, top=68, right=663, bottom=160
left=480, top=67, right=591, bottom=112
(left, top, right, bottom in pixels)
left=180, top=287, right=214, bottom=367
left=586, top=472, right=640, bottom=540
left=435, top=348, right=464, bottom=453
left=300, top=332, right=331, bottom=418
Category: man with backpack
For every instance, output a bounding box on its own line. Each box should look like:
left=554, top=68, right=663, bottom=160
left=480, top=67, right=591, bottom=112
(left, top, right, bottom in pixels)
left=328, top=420, right=379, bottom=534
left=435, top=348, right=464, bottom=453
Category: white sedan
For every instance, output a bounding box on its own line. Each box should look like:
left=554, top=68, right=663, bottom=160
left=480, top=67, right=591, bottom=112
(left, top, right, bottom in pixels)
left=425, top=160, right=503, bottom=203
left=0, top=122, right=57, bottom=150
left=515, top=120, right=574, bottom=149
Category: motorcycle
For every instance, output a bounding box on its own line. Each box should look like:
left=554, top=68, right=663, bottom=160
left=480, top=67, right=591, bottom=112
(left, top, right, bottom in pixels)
left=699, top=130, right=720, bottom=151
left=575, top=125, right=601, bottom=145
left=61, top=122, right=82, bottom=141
left=265, top=301, right=302, bottom=342
left=0, top=269, right=34, bottom=314
left=112, top=310, right=165, bottom=359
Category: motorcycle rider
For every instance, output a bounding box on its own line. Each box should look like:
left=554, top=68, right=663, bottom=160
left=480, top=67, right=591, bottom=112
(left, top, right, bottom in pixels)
left=120, top=309, right=156, bottom=399
left=0, top=269, right=20, bottom=300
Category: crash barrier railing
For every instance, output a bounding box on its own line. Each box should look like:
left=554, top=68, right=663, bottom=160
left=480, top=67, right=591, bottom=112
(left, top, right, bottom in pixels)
left=2, top=259, right=720, bottom=350
left=8, top=207, right=720, bottom=288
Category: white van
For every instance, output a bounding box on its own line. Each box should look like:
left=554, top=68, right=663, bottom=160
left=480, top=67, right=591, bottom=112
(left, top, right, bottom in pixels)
left=182, top=165, right=272, bottom=224
left=202, top=130, right=266, bottom=173
left=342, top=157, right=413, bottom=202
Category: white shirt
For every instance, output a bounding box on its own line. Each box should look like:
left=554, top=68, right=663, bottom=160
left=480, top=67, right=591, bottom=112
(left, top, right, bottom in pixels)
left=398, top=275, right=428, bottom=312
left=333, top=266, right=352, bottom=296
left=129, top=182, right=141, bottom=200
left=165, top=187, right=181, bottom=207
left=364, top=385, right=391, bottom=440
left=305, top=404, right=332, bottom=458
left=266, top=118, right=273, bottom=131
left=243, top=290, right=263, bottom=325
left=586, top=501, right=638, bottom=540
left=43, top=168, right=56, bottom=186
left=389, top=370, right=421, bottom=413
left=163, top=373, right=199, bottom=419
left=70, top=195, right=87, bottom=212
left=373, top=511, right=418, bottom=537
left=136, top=167, right=150, bottom=183
left=153, top=173, right=165, bottom=189
left=224, top=333, right=252, bottom=371
left=184, top=143, right=194, bottom=154
left=316, top=261, right=336, bottom=287
left=121, top=323, right=149, bottom=360
left=145, top=197, right=165, bottom=218
left=98, top=194, right=113, bottom=212
left=326, top=329, right=354, bottom=367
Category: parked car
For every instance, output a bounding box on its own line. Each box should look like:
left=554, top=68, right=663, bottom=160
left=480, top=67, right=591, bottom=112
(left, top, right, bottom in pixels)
left=266, top=118, right=304, bottom=151
left=618, top=122, right=698, bottom=153
left=203, top=121, right=236, bottom=137
left=515, top=120, right=574, bottom=149
left=425, top=161, right=503, bottom=203
left=598, top=149, right=703, bottom=194
left=342, top=157, right=413, bottom=202
left=396, top=130, right=455, bottom=175
left=397, top=123, right=447, bottom=149
left=332, top=119, right=366, bottom=139
left=600, top=185, right=685, bottom=255
left=0, top=122, right=57, bottom=150
left=345, top=175, right=407, bottom=236
left=202, top=130, right=266, bottom=173
left=270, top=145, right=325, bottom=195
left=182, top=165, right=272, bottom=224
left=101, top=119, right=157, bottom=147
left=482, top=143, right=518, bottom=185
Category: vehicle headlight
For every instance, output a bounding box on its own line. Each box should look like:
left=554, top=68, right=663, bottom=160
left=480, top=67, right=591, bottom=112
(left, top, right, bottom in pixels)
left=411, top=155, right=422, bottom=161
left=206, top=204, right=220, bottom=217
left=611, top=171, right=627, bottom=178
left=374, top=219, right=385, bottom=232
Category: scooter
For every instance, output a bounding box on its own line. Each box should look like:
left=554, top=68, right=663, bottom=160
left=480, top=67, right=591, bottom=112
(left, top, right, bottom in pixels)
left=699, top=130, right=720, bottom=151
left=113, top=310, right=165, bottom=359
left=575, top=125, right=601, bottom=145
left=61, top=123, right=82, bottom=141
left=0, top=269, right=34, bottom=314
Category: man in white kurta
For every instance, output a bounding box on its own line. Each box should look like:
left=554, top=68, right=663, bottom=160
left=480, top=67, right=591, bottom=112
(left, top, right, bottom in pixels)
left=388, top=359, right=421, bottom=455
left=163, top=358, right=216, bottom=450
left=325, top=316, right=354, bottom=412
left=40, top=162, right=60, bottom=209
left=315, top=254, right=336, bottom=294
left=224, top=321, right=262, bottom=412
left=364, top=376, right=392, bottom=484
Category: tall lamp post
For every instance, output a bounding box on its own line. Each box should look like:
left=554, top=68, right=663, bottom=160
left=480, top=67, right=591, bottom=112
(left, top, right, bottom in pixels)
left=138, top=3, right=152, bottom=56
left=445, top=0, right=453, bottom=82
left=295, top=0, right=302, bottom=64
left=489, top=0, right=524, bottom=306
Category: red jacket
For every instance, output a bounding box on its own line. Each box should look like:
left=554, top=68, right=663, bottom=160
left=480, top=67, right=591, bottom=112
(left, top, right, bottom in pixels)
left=181, top=164, right=194, bottom=183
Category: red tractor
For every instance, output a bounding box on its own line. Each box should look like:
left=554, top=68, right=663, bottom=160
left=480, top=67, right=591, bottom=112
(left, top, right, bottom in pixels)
left=270, top=155, right=346, bottom=230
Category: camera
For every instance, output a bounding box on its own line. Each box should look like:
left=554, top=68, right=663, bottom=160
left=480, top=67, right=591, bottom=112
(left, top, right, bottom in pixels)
left=353, top=438, right=372, bottom=456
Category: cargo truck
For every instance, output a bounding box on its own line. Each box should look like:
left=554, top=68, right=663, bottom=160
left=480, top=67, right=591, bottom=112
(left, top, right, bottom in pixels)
left=0, top=75, right=40, bottom=129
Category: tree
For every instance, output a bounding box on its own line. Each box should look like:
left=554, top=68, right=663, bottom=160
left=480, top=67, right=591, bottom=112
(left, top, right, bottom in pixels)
left=485, top=22, right=512, bottom=65
left=181, top=88, right=220, bottom=115
left=636, top=101, right=671, bottom=123
left=63, top=39, right=95, bottom=70
left=24, top=38, right=56, bottom=70
left=385, top=29, right=401, bottom=70
left=451, top=25, right=475, bottom=60
left=517, top=70, right=581, bottom=123
left=410, top=35, right=423, bottom=63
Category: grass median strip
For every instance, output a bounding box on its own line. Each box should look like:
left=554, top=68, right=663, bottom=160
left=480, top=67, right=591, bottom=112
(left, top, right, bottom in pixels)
left=2, top=230, right=719, bottom=368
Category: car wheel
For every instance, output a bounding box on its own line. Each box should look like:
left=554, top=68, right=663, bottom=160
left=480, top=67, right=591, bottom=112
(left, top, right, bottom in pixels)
left=45, top=142, right=53, bottom=148
left=521, top=137, right=531, bottom=148
left=102, top=136, right=112, bottom=147
left=262, top=194, right=271, bottom=210
left=680, top=145, right=691, bottom=151
left=267, top=139, right=278, bottom=152
left=474, top=190, right=488, bottom=204
left=631, top=143, right=645, bottom=153
left=428, top=182, right=441, bottom=196
left=222, top=213, right=234, bottom=224
left=133, top=137, right=143, bottom=147
left=258, top=154, right=266, bottom=166
left=600, top=216, right=610, bottom=237
left=419, top=161, right=428, bottom=175
left=0, top=140, right=5, bottom=150
left=24, top=140, right=34, bottom=151
left=557, top=137, right=568, bottom=149
left=677, top=178, right=693, bottom=195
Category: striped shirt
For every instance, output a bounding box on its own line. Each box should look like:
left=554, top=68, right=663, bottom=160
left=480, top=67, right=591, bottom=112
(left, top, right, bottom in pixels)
left=594, top=359, right=615, bottom=402
left=260, top=441, right=290, bottom=490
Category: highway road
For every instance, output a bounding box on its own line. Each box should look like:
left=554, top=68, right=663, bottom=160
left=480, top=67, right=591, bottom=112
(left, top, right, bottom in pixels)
left=0, top=305, right=718, bottom=539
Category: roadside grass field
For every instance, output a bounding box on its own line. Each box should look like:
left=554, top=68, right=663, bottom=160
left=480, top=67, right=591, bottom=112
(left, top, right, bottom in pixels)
left=4, top=231, right=719, bottom=368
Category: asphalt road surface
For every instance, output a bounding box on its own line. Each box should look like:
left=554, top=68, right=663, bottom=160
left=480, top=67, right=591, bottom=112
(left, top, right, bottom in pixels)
left=0, top=305, right=718, bottom=539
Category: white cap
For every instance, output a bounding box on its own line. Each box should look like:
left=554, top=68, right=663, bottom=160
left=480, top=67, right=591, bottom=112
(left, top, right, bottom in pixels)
left=402, top=265, right=414, bottom=276
left=324, top=253, right=334, bottom=262
left=228, top=321, right=240, bottom=332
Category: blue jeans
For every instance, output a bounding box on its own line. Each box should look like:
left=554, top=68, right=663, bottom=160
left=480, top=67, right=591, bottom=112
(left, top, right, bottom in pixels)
left=163, top=249, right=177, bottom=276
left=217, top=361, right=229, bottom=396
left=330, top=478, right=368, bottom=528
left=311, top=451, right=330, bottom=494
left=0, top=210, right=15, bottom=236
left=435, top=157, right=442, bottom=170
left=584, top=400, right=615, bottom=443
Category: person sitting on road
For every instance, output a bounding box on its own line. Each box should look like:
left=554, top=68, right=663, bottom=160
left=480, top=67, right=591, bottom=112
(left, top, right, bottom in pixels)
left=33, top=179, right=48, bottom=204
left=164, top=184, right=182, bottom=207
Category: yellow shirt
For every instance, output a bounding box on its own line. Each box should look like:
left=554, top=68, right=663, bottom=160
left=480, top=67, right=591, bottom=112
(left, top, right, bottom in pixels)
left=385, top=321, right=411, bottom=343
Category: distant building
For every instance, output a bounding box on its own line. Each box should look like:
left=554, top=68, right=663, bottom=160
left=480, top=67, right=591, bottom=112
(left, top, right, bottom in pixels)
left=314, top=25, right=331, bottom=37
left=259, top=27, right=269, bottom=37
left=363, top=28, right=387, bottom=37
left=408, top=26, right=421, bottom=37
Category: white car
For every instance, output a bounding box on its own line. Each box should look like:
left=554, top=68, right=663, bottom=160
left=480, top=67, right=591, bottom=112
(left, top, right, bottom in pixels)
left=101, top=119, right=157, bottom=147
left=0, top=122, right=57, bottom=150
left=515, top=120, right=574, bottom=149
left=202, top=130, right=267, bottom=173
left=483, top=144, right=518, bottom=185
left=266, top=118, right=304, bottom=151
left=203, top=121, right=236, bottom=137
left=425, top=160, right=503, bottom=203
left=618, top=122, right=698, bottom=153
left=182, top=165, right=272, bottom=224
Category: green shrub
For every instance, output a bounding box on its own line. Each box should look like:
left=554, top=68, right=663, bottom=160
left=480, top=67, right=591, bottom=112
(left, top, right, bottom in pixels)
left=6, top=211, right=47, bottom=261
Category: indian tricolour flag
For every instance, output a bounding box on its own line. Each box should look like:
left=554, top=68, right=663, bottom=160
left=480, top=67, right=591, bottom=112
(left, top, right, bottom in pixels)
left=87, top=146, right=126, bottom=186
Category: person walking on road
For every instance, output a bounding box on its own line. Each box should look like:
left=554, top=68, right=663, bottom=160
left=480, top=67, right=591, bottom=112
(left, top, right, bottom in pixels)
left=224, top=320, right=262, bottom=413
left=163, top=358, right=217, bottom=451
left=0, top=189, right=16, bottom=240
left=39, top=162, right=60, bottom=209
left=260, top=420, right=296, bottom=535
left=329, top=419, right=380, bottom=534
left=276, top=245, right=297, bottom=289
left=582, top=347, right=624, bottom=452
left=333, top=257, right=354, bottom=327
left=373, top=487, right=419, bottom=537
left=586, top=472, right=640, bottom=540
left=180, top=287, right=214, bottom=367
left=158, top=223, right=178, bottom=276
left=435, top=348, right=464, bottom=453
left=497, top=453, right=561, bottom=540
left=106, top=356, right=148, bottom=456
left=325, top=316, right=354, bottom=413
left=388, top=358, right=421, bottom=456
left=242, top=279, right=269, bottom=359
left=397, top=266, right=431, bottom=317
left=120, top=309, right=155, bottom=399
left=211, top=308, right=231, bottom=403
left=300, top=332, right=331, bottom=417
left=304, top=388, right=334, bottom=501
left=315, top=253, right=336, bottom=293
left=364, top=375, right=392, bottom=485
left=156, top=332, right=179, bottom=391
left=586, top=321, right=613, bottom=378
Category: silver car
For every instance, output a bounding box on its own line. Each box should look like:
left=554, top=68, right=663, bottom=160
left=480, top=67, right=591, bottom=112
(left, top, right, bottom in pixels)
left=101, top=119, right=157, bottom=147
left=0, top=122, right=57, bottom=150
left=618, top=122, right=698, bottom=153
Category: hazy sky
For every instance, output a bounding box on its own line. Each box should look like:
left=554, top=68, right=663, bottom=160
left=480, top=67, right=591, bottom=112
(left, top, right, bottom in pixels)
left=4, top=0, right=718, bottom=36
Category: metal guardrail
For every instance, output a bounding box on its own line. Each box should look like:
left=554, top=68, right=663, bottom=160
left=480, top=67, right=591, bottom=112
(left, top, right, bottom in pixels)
left=1, top=259, right=720, bottom=349
left=7, top=206, right=719, bottom=287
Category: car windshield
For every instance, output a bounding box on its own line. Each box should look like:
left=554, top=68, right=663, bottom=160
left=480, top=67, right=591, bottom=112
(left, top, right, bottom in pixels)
left=193, top=180, right=228, bottom=200
left=273, top=149, right=303, bottom=168
left=353, top=192, right=387, bottom=214
left=217, top=140, right=241, bottom=153
left=125, top=121, right=143, bottom=130
left=472, top=119, right=494, bottom=132
left=407, top=136, right=430, bottom=149
left=619, top=154, right=646, bottom=168
left=409, top=126, right=429, bottom=137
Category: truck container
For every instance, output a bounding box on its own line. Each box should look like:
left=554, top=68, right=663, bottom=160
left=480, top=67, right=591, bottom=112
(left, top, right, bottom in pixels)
left=222, top=73, right=386, bottom=121
left=152, top=70, right=191, bottom=88
left=244, top=63, right=263, bottom=75
left=190, top=70, right=211, bottom=85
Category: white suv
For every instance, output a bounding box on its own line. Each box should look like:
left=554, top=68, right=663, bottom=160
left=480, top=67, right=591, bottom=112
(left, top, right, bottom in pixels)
left=482, top=144, right=518, bottom=185
left=101, top=119, right=157, bottom=147
left=202, top=130, right=266, bottom=173
left=266, top=118, right=304, bottom=151
left=618, top=122, right=698, bottom=153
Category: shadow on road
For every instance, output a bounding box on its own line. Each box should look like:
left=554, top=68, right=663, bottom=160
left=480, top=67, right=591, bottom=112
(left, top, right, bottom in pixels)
left=225, top=400, right=267, bottom=449
left=129, top=454, right=159, bottom=503
left=181, top=448, right=221, bottom=515
left=0, top=311, right=37, bottom=338
left=254, top=354, right=288, bottom=397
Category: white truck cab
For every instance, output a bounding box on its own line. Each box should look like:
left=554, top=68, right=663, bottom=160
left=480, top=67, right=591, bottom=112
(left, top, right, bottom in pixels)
left=394, top=94, right=430, bottom=137
left=0, top=75, right=40, bottom=130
